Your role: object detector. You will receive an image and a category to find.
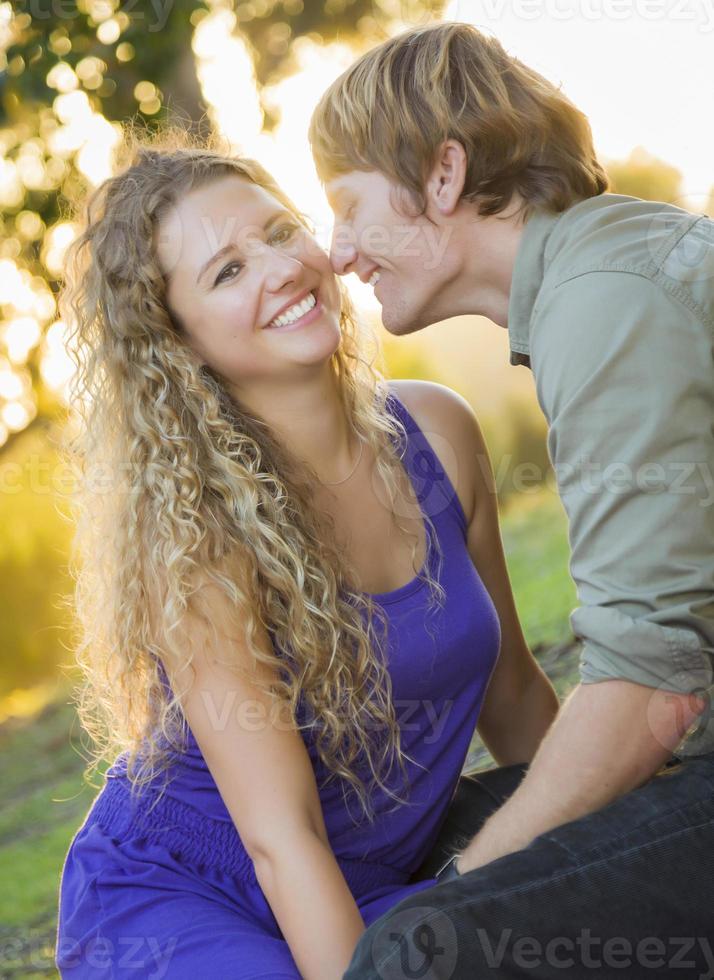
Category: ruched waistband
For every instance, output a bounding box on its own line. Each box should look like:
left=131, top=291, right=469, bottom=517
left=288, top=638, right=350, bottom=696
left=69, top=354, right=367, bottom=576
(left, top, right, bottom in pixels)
left=87, top=774, right=411, bottom=897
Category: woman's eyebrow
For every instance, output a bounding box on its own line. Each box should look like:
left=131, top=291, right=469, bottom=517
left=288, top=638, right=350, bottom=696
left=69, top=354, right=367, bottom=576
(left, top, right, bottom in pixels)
left=196, top=244, right=236, bottom=285
left=195, top=210, right=293, bottom=285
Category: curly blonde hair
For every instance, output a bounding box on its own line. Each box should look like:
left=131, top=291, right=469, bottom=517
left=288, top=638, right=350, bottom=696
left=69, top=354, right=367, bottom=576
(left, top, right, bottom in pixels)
left=309, top=21, right=609, bottom=221
left=59, top=122, right=446, bottom=826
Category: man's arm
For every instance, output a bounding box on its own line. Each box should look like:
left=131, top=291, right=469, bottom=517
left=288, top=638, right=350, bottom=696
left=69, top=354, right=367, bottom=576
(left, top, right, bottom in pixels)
left=459, top=267, right=714, bottom=871
left=457, top=678, right=706, bottom=872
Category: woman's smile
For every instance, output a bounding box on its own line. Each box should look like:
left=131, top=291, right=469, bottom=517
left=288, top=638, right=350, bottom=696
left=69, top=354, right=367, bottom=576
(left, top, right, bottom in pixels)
left=263, top=288, right=324, bottom=332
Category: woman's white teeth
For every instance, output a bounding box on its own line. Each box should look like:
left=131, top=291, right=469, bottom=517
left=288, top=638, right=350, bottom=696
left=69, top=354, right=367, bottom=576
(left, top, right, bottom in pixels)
left=268, top=291, right=316, bottom=328
left=368, top=270, right=381, bottom=287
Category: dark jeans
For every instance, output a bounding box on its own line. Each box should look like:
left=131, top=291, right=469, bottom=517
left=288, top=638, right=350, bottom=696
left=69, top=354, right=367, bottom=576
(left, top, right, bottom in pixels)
left=343, top=751, right=714, bottom=979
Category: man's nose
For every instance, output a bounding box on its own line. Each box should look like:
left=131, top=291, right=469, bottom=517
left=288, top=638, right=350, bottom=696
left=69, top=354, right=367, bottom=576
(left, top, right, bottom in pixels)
left=329, top=222, right=358, bottom=277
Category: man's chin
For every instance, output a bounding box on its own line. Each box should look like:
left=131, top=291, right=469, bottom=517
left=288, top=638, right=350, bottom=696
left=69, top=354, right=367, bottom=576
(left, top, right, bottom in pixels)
left=381, top=306, right=427, bottom=337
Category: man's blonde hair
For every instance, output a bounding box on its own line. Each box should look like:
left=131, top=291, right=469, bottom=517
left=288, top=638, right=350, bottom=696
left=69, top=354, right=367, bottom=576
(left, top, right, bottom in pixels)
left=309, top=21, right=609, bottom=220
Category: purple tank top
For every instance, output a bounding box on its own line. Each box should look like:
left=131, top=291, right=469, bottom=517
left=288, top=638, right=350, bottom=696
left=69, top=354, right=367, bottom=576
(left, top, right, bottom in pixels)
left=109, top=388, right=501, bottom=877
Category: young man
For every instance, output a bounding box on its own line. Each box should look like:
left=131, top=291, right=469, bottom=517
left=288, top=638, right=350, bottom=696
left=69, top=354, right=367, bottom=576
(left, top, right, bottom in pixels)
left=309, top=21, right=714, bottom=979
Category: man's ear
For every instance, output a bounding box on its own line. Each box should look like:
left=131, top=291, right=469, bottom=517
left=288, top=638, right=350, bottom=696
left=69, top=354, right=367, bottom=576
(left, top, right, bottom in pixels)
left=425, top=139, right=467, bottom=216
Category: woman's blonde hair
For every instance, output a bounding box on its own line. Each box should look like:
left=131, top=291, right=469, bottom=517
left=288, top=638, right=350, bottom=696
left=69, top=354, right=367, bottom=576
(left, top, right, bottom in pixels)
left=60, top=122, right=446, bottom=825
left=309, top=21, right=609, bottom=220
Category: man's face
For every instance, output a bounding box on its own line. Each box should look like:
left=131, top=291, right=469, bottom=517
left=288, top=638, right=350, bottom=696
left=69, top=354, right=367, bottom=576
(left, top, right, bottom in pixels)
left=325, top=169, right=457, bottom=335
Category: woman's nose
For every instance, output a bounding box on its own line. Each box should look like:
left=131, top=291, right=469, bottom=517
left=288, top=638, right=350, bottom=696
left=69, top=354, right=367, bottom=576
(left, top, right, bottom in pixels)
left=263, top=246, right=303, bottom=293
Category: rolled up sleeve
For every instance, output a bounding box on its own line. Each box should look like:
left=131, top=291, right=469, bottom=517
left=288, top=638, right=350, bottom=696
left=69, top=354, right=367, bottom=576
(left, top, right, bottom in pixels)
left=531, top=269, right=714, bottom=697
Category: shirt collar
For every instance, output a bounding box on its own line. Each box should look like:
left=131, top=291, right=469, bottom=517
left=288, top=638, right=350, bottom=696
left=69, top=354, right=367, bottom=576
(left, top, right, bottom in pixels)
left=507, top=205, right=564, bottom=367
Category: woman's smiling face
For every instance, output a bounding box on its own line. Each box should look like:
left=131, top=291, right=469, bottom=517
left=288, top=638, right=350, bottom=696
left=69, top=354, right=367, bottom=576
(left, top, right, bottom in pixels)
left=155, top=173, right=342, bottom=387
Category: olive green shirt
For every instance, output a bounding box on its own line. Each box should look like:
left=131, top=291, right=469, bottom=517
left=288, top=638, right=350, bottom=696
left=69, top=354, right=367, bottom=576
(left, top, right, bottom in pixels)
left=507, top=192, right=714, bottom=755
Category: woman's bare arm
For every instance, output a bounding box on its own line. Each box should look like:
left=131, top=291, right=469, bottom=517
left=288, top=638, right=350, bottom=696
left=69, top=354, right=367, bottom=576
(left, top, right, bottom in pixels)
left=391, top=379, right=560, bottom=764
left=160, top=569, right=365, bottom=979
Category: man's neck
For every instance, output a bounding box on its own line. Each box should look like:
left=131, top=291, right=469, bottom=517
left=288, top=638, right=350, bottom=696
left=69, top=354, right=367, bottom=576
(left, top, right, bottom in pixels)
left=441, top=195, right=529, bottom=328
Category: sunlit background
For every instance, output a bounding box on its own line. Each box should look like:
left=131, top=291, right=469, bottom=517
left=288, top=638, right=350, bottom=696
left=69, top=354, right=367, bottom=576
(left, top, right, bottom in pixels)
left=0, top=2, right=711, bottom=971
left=2, top=0, right=712, bottom=458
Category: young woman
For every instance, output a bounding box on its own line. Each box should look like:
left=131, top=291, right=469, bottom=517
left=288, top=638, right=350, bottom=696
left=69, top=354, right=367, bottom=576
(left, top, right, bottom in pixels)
left=55, top=126, right=553, bottom=979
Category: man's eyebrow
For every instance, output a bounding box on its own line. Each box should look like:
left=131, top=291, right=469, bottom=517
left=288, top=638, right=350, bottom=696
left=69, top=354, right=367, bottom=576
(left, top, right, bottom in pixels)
left=195, top=209, right=293, bottom=285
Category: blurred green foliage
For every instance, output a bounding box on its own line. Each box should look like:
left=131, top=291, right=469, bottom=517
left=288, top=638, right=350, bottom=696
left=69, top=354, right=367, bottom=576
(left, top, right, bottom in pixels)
left=0, top=419, right=74, bottom=699
left=605, top=145, right=683, bottom=204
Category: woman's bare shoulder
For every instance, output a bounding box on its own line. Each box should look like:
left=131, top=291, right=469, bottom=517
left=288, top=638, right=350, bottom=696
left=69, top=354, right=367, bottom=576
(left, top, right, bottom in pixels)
left=387, top=379, right=488, bottom=526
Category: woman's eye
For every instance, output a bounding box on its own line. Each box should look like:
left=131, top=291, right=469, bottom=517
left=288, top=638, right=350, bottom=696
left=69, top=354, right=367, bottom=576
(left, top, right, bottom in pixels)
left=270, top=222, right=299, bottom=245
left=214, top=261, right=242, bottom=285
left=212, top=224, right=298, bottom=284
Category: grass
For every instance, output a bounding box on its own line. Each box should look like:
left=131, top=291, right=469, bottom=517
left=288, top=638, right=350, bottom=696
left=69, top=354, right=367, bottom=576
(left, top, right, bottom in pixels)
left=0, top=695, right=99, bottom=977
left=0, top=488, right=580, bottom=978
left=464, top=488, right=580, bottom=773
left=500, top=487, right=578, bottom=652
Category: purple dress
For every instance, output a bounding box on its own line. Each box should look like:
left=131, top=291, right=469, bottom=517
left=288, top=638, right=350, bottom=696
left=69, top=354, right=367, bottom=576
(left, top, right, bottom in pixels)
left=55, top=390, right=501, bottom=978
